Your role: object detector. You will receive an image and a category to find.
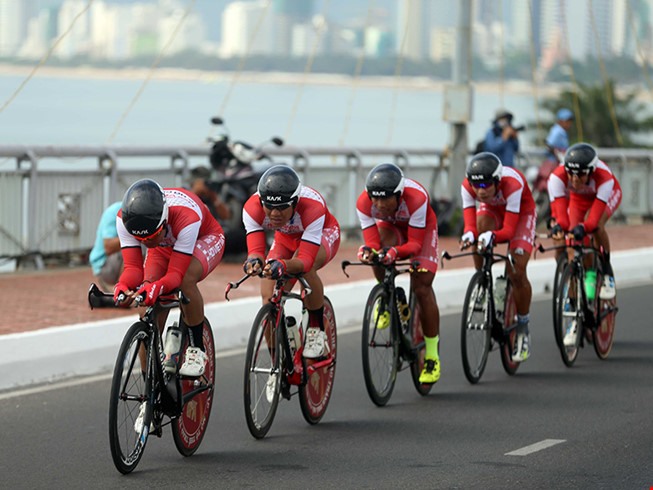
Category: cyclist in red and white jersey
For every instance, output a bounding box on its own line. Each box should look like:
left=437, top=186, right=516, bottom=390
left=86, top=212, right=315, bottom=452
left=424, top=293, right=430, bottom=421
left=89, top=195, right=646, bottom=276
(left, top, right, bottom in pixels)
left=547, top=143, right=621, bottom=300
left=460, top=152, right=537, bottom=363
left=114, top=179, right=225, bottom=378
left=242, top=165, right=341, bottom=360
left=355, top=163, right=442, bottom=384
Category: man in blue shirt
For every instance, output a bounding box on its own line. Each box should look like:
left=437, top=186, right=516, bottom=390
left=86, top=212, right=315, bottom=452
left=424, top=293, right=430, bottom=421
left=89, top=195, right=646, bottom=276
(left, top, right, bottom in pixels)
left=484, top=108, right=520, bottom=168
left=545, top=108, right=574, bottom=162
left=89, top=201, right=123, bottom=291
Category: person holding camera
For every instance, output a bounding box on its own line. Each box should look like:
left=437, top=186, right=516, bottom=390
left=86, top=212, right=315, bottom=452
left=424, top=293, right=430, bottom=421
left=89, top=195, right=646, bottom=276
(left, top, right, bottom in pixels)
left=484, top=109, right=522, bottom=168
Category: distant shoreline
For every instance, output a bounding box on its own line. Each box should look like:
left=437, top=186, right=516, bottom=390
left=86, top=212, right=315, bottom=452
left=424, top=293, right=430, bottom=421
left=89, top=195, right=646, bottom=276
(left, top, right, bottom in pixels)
left=0, top=63, right=561, bottom=96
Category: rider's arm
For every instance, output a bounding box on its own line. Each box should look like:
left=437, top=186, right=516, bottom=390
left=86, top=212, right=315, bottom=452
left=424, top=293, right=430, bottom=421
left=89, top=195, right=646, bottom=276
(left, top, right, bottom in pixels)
left=583, top=174, right=614, bottom=233
left=356, top=192, right=381, bottom=250
left=493, top=211, right=519, bottom=243
left=547, top=169, right=570, bottom=230
left=461, top=183, right=478, bottom=237
left=291, top=213, right=325, bottom=273
left=116, top=218, right=144, bottom=289
left=243, top=197, right=267, bottom=258
left=394, top=195, right=428, bottom=258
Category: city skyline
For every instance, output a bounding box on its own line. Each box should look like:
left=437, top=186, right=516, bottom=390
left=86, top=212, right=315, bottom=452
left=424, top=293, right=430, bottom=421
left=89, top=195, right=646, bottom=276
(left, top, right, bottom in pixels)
left=0, top=0, right=652, bottom=72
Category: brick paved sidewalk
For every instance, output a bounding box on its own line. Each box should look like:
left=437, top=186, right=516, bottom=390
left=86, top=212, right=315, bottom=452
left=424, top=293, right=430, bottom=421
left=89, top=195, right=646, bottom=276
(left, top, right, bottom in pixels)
left=1, top=223, right=651, bottom=335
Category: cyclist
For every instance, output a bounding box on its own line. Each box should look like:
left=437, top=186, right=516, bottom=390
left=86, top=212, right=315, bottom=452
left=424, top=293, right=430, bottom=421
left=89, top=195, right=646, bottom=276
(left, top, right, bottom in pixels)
left=355, top=163, right=442, bottom=384
left=242, top=165, right=341, bottom=360
left=460, top=152, right=536, bottom=363
left=547, top=142, right=621, bottom=302
left=114, top=179, right=225, bottom=378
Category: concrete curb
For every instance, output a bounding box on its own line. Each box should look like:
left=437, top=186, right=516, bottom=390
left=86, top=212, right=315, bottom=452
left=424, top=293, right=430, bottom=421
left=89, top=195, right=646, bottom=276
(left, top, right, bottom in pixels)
left=2, top=247, right=652, bottom=391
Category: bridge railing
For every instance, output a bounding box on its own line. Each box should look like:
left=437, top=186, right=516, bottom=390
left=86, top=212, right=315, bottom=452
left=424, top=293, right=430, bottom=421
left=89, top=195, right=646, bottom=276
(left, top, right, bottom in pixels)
left=0, top=144, right=650, bottom=262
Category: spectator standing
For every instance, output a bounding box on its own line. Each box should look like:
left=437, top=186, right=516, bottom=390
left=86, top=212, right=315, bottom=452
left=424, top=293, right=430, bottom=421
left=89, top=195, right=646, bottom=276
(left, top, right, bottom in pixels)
left=484, top=109, right=520, bottom=168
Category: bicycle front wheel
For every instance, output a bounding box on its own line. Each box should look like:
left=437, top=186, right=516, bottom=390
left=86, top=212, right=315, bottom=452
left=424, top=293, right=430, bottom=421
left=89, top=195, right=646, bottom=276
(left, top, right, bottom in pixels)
left=108, top=321, right=151, bottom=474
left=361, top=283, right=399, bottom=406
left=552, top=253, right=568, bottom=346
left=461, top=272, right=491, bottom=384
left=408, top=299, right=433, bottom=396
left=300, top=297, right=337, bottom=424
left=500, top=281, right=520, bottom=376
left=172, top=318, right=216, bottom=456
left=243, top=304, right=281, bottom=439
left=556, top=264, right=582, bottom=367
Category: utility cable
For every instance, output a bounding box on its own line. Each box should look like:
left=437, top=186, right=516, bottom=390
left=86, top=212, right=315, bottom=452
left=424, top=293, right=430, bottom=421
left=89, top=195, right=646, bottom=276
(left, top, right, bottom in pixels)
left=527, top=0, right=543, bottom=141
left=284, top=0, right=332, bottom=143
left=338, top=0, right=375, bottom=147
left=559, top=0, right=584, bottom=140
left=385, top=0, right=412, bottom=146
left=588, top=0, right=624, bottom=146
left=625, top=0, right=653, bottom=95
left=0, top=0, right=95, bottom=114
left=107, top=0, right=196, bottom=144
left=215, top=0, right=272, bottom=127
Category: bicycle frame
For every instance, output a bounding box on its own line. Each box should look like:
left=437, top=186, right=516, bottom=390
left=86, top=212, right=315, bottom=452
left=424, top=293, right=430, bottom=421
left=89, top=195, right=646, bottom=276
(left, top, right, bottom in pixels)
left=226, top=273, right=332, bottom=390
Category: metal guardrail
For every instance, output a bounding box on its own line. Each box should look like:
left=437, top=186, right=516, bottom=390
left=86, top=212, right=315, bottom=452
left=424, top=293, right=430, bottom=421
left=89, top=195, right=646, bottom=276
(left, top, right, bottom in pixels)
left=0, top=144, right=651, bottom=264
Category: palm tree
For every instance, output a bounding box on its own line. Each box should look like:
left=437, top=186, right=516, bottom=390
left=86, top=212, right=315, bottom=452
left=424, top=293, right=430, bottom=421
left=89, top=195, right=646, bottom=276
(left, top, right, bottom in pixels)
left=529, top=80, right=653, bottom=148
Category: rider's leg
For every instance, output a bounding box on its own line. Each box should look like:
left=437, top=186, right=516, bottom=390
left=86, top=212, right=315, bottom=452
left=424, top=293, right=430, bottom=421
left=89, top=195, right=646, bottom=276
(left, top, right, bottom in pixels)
left=593, top=211, right=613, bottom=274
left=507, top=251, right=532, bottom=317
left=302, top=245, right=327, bottom=330
left=411, top=270, right=439, bottom=350
left=180, top=257, right=205, bottom=348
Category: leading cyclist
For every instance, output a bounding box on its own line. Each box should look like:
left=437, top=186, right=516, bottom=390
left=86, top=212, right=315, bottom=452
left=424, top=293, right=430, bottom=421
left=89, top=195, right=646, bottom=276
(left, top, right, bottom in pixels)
left=114, top=179, right=225, bottom=378
left=241, top=165, right=341, bottom=359
left=547, top=142, right=621, bottom=300
left=355, top=163, right=442, bottom=385
left=460, top=152, right=537, bottom=363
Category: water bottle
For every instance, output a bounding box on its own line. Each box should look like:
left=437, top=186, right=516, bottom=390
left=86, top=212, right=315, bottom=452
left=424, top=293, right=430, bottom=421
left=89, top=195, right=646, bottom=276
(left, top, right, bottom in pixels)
left=494, top=276, right=507, bottom=317
left=395, top=287, right=411, bottom=327
left=286, top=316, right=300, bottom=353
left=163, top=322, right=182, bottom=373
left=585, top=269, right=597, bottom=301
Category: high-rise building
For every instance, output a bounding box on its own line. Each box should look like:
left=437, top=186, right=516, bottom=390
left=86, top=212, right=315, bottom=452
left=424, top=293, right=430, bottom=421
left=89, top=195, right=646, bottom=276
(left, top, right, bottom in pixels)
left=221, top=0, right=274, bottom=57
left=396, top=0, right=431, bottom=61
left=0, top=0, right=32, bottom=56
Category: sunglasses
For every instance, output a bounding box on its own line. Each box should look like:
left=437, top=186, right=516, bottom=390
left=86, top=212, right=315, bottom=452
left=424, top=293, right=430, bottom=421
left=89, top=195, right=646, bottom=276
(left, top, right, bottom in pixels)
left=566, top=169, right=590, bottom=177
left=262, top=201, right=293, bottom=211
left=133, top=225, right=164, bottom=242
left=470, top=181, right=493, bottom=189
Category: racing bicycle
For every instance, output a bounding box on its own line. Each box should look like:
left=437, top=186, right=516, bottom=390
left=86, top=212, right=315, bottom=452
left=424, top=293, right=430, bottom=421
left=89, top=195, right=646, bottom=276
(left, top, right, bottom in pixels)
left=441, top=242, right=520, bottom=384
left=225, top=273, right=337, bottom=439
left=341, top=257, right=432, bottom=406
left=88, top=284, right=215, bottom=474
left=537, top=235, right=618, bottom=366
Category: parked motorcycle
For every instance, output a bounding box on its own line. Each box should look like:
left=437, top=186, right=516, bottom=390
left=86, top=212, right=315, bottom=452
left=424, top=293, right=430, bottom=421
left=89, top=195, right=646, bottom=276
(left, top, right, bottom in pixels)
left=206, top=117, right=284, bottom=257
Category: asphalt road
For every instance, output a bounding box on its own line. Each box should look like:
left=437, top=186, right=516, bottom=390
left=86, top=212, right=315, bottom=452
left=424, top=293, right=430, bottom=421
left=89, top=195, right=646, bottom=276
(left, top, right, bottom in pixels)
left=2, top=284, right=652, bottom=489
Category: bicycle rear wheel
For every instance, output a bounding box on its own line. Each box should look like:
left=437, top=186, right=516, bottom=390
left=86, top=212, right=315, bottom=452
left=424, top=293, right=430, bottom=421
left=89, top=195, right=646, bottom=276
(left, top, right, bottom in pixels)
left=499, top=281, right=520, bottom=375
left=593, top=269, right=617, bottom=359
left=408, top=298, right=433, bottom=396
left=556, top=264, right=582, bottom=367
left=108, top=321, right=151, bottom=474
left=172, top=318, right=216, bottom=456
left=461, top=272, right=491, bottom=384
left=361, top=283, right=399, bottom=406
left=300, top=297, right=337, bottom=424
left=244, top=304, right=281, bottom=439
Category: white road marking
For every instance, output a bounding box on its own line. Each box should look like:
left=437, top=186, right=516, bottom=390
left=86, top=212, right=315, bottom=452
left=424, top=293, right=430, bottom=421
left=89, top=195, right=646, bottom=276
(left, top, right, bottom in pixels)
left=505, top=439, right=566, bottom=456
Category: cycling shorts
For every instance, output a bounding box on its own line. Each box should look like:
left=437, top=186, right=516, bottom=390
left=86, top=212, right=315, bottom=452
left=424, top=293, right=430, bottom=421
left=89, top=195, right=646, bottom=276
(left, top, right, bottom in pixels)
left=268, top=225, right=341, bottom=269
left=478, top=205, right=536, bottom=254
left=144, top=232, right=225, bottom=282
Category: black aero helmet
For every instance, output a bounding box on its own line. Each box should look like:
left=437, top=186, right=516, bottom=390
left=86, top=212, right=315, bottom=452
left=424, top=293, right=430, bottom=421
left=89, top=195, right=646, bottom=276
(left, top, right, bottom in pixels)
left=365, top=163, right=405, bottom=199
left=564, top=143, right=597, bottom=174
left=121, top=179, right=168, bottom=237
left=466, top=152, right=503, bottom=184
left=257, top=165, right=302, bottom=207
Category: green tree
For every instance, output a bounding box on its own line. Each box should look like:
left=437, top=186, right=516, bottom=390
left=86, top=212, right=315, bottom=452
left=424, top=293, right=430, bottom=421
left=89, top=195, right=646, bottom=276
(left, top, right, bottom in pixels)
left=529, top=79, right=653, bottom=148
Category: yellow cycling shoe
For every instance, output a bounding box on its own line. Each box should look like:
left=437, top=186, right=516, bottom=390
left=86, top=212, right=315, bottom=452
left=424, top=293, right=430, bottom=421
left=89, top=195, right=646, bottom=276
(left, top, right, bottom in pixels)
left=419, top=358, right=440, bottom=384
left=373, top=302, right=390, bottom=330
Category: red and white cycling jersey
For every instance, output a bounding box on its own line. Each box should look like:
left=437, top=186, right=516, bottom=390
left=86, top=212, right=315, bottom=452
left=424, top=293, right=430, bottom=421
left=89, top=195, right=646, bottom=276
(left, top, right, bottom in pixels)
left=243, top=185, right=340, bottom=272
left=461, top=166, right=536, bottom=243
left=547, top=160, right=622, bottom=232
left=356, top=178, right=438, bottom=259
left=117, top=188, right=224, bottom=291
